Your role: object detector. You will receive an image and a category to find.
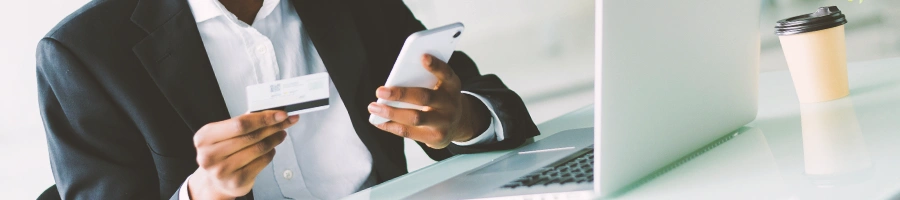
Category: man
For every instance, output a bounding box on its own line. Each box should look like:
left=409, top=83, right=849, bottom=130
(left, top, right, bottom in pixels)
left=36, top=0, right=539, bottom=199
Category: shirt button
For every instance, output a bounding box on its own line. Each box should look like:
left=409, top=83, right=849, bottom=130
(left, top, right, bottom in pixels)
left=256, top=45, right=267, bottom=54
left=283, top=170, right=293, bottom=180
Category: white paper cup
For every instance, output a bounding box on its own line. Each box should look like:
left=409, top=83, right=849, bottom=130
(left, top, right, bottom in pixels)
left=776, top=6, right=850, bottom=103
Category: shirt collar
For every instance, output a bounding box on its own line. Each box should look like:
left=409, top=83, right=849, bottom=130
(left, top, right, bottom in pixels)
left=187, top=0, right=281, bottom=23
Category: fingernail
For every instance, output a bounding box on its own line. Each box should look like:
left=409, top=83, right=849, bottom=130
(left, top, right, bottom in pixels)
left=423, top=54, right=432, bottom=66
left=288, top=115, right=299, bottom=123
left=376, top=87, right=391, bottom=98
left=368, top=103, right=382, bottom=113
left=274, top=112, right=287, bottom=122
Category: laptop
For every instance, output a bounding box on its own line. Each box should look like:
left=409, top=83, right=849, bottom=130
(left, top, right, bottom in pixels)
left=406, top=0, right=760, bottom=199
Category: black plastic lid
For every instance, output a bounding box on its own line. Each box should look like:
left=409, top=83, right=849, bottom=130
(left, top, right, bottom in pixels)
left=775, top=6, right=848, bottom=36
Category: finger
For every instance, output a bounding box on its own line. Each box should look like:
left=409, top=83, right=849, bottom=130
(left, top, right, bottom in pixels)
left=422, top=54, right=456, bottom=82
left=197, top=110, right=290, bottom=144
left=236, top=149, right=276, bottom=187
left=221, top=149, right=275, bottom=196
left=375, top=86, right=434, bottom=106
left=223, top=131, right=286, bottom=173
left=374, top=122, right=450, bottom=149
left=374, top=121, right=427, bottom=141
left=223, top=115, right=298, bottom=144
left=424, top=139, right=451, bottom=149
left=209, top=116, right=298, bottom=157
left=368, top=102, right=439, bottom=126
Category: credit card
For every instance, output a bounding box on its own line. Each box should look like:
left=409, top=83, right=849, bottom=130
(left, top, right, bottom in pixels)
left=247, top=72, right=330, bottom=115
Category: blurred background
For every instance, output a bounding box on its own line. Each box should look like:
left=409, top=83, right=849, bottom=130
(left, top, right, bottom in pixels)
left=2, top=0, right=900, bottom=198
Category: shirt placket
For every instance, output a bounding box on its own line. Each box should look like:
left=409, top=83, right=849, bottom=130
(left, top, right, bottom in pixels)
left=271, top=134, right=315, bottom=199
left=242, top=27, right=280, bottom=83
left=236, top=18, right=312, bottom=199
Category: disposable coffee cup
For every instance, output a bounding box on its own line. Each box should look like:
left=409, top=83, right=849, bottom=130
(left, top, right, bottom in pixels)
left=776, top=6, right=849, bottom=103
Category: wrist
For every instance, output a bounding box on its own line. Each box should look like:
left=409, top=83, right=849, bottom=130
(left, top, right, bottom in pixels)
left=455, top=94, right=491, bottom=142
left=188, top=170, right=233, bottom=200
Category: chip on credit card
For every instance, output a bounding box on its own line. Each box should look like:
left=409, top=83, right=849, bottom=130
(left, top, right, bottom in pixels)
left=246, top=72, right=330, bottom=115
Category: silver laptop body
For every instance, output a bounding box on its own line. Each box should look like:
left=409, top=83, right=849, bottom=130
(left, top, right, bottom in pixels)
left=406, top=0, right=760, bottom=199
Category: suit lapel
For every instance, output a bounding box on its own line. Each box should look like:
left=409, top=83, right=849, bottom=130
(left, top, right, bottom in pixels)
left=131, top=0, right=231, bottom=132
left=291, top=0, right=365, bottom=109
left=292, top=0, right=395, bottom=167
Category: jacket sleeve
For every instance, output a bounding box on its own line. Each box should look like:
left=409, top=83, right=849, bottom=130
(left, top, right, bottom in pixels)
left=376, top=1, right=541, bottom=158
left=445, top=52, right=541, bottom=154
left=36, top=38, right=162, bottom=199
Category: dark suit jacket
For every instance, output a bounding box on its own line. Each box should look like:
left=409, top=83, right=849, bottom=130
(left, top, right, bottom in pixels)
left=36, top=0, right=540, bottom=199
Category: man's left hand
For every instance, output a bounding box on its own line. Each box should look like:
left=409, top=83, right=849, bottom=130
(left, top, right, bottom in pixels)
left=368, top=54, right=491, bottom=149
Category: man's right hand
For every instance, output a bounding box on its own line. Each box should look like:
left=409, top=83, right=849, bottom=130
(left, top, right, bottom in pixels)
left=187, top=110, right=299, bottom=199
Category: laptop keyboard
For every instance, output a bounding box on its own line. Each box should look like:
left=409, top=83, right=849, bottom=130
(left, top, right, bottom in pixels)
left=500, top=151, right=594, bottom=189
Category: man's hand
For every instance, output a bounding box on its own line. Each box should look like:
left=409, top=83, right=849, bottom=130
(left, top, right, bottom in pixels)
left=188, top=110, right=299, bottom=199
left=368, top=54, right=491, bottom=149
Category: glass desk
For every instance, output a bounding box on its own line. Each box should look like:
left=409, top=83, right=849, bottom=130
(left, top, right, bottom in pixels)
left=346, top=57, right=900, bottom=199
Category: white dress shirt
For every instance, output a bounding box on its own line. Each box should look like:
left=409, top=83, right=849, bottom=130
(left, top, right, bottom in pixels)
left=178, top=0, right=505, bottom=199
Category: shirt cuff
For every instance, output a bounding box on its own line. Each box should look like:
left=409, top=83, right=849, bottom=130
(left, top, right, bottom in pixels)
left=179, top=174, right=192, bottom=200
left=453, top=91, right=505, bottom=146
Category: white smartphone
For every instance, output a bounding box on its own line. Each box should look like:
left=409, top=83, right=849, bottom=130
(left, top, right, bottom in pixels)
left=369, top=22, right=465, bottom=125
